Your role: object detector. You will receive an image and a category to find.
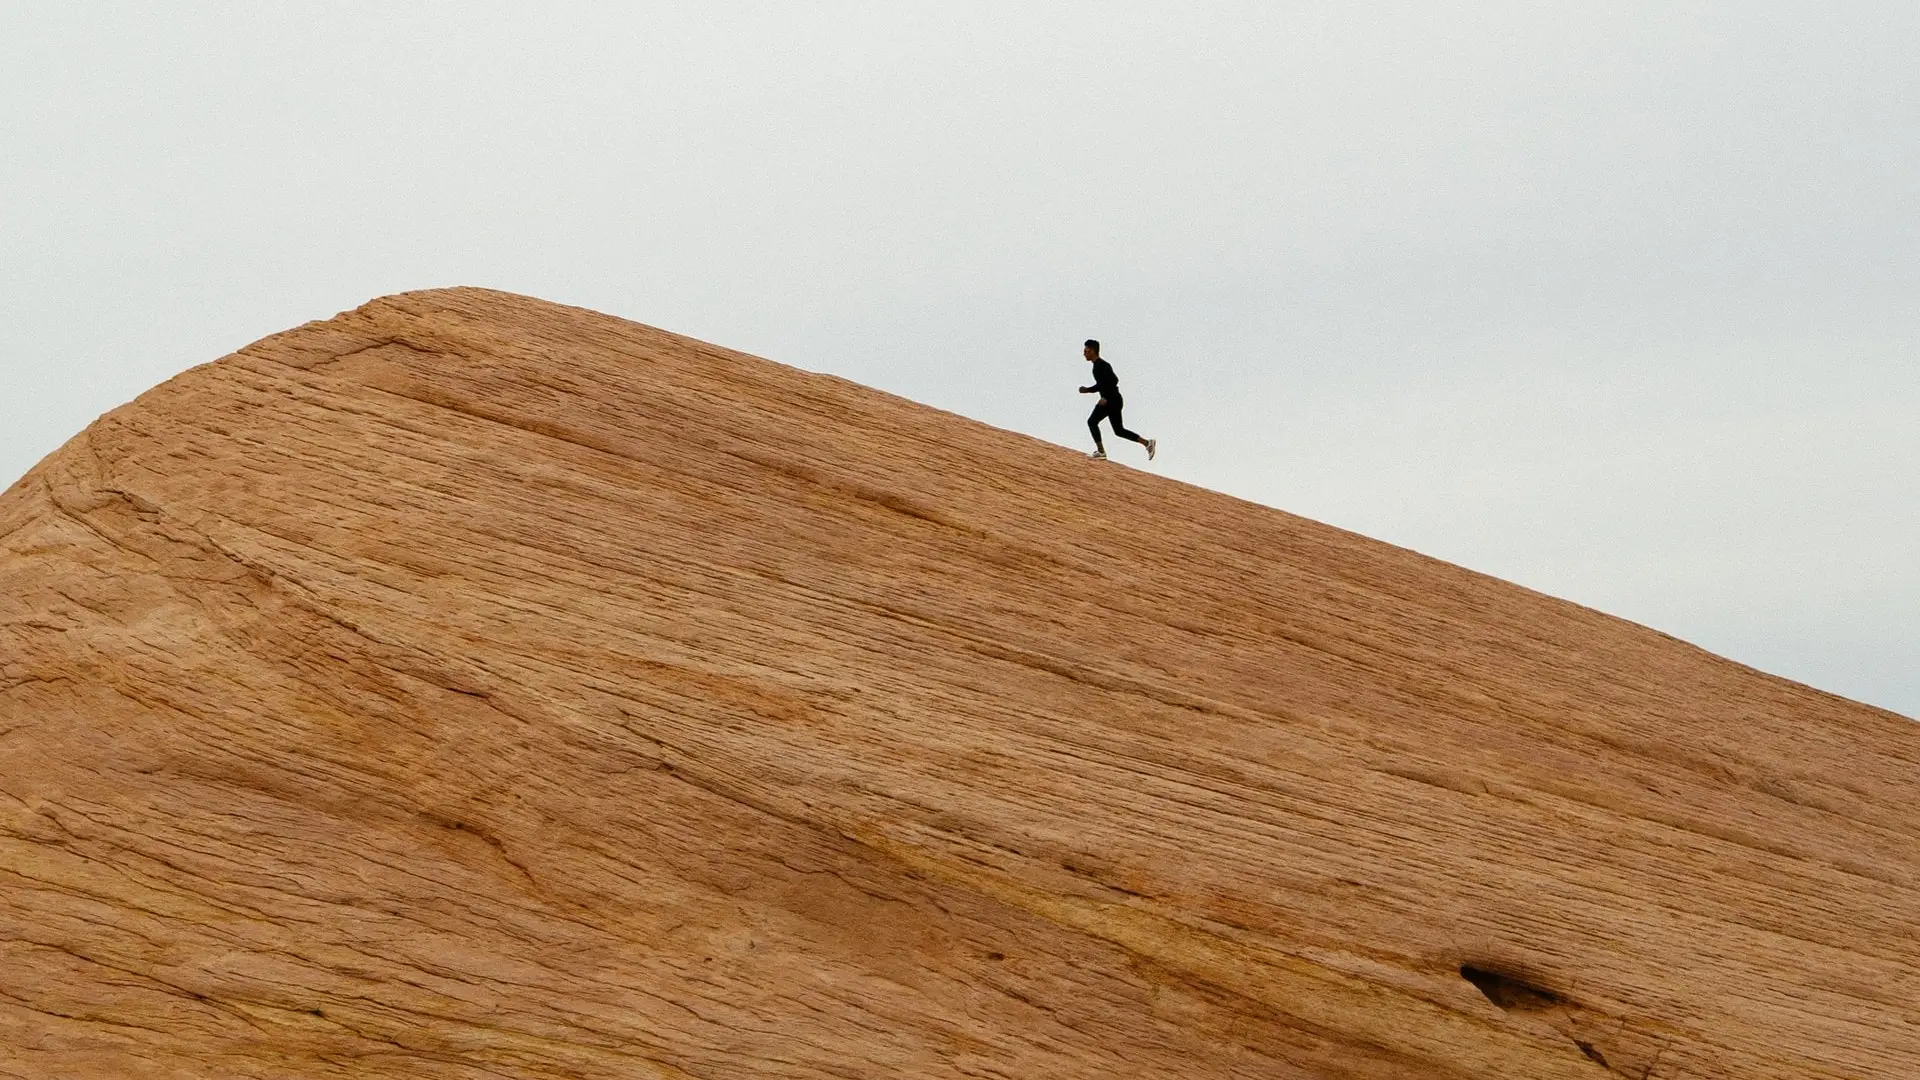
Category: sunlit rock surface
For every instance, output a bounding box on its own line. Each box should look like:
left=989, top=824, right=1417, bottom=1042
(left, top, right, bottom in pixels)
left=3, top=288, right=1915, bottom=1078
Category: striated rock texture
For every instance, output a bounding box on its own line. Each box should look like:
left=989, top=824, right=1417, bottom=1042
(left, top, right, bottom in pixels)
left=2, top=288, right=1916, bottom=1079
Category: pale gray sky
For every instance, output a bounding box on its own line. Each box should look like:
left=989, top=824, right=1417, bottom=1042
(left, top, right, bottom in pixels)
left=4, top=4, right=1916, bottom=717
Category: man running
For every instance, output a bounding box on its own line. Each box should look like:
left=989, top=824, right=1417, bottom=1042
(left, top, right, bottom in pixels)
left=1079, top=339, right=1156, bottom=461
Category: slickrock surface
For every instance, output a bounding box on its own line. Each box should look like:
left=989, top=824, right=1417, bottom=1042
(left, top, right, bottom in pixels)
left=3, top=289, right=1916, bottom=1079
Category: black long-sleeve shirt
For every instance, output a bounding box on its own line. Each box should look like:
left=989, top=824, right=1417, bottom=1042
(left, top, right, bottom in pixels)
left=1087, top=358, right=1121, bottom=400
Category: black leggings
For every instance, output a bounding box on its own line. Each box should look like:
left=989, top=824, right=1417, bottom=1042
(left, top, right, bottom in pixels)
left=1089, top=397, right=1145, bottom=446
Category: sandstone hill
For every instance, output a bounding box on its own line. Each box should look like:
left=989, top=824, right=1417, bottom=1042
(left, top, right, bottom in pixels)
left=2, top=288, right=1916, bottom=1079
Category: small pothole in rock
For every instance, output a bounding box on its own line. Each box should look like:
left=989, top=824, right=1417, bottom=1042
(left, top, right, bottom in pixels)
left=1459, top=964, right=1564, bottom=1013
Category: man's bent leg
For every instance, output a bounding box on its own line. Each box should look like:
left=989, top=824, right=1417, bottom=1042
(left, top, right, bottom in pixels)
left=1108, top=404, right=1148, bottom=444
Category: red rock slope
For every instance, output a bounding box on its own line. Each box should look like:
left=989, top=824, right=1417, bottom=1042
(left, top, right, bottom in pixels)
left=2, top=288, right=1915, bottom=1079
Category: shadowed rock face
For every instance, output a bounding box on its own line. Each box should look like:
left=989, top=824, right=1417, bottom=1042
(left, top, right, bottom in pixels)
left=2, top=288, right=1915, bottom=1079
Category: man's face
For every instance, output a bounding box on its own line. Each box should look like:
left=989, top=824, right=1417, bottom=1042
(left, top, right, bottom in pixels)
left=1083, top=345, right=1097, bottom=362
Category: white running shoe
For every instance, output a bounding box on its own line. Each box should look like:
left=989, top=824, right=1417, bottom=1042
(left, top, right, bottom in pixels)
left=1090, top=448, right=1107, bottom=460
left=1145, top=438, right=1157, bottom=461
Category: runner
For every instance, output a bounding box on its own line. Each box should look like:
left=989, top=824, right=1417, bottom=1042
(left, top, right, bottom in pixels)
left=1079, top=339, right=1156, bottom=461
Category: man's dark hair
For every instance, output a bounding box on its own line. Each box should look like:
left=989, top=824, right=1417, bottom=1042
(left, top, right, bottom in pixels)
left=1084, top=339, right=1100, bottom=354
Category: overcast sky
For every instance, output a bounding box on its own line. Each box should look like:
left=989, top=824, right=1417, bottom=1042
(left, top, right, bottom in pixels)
left=3, top=4, right=1915, bottom=717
